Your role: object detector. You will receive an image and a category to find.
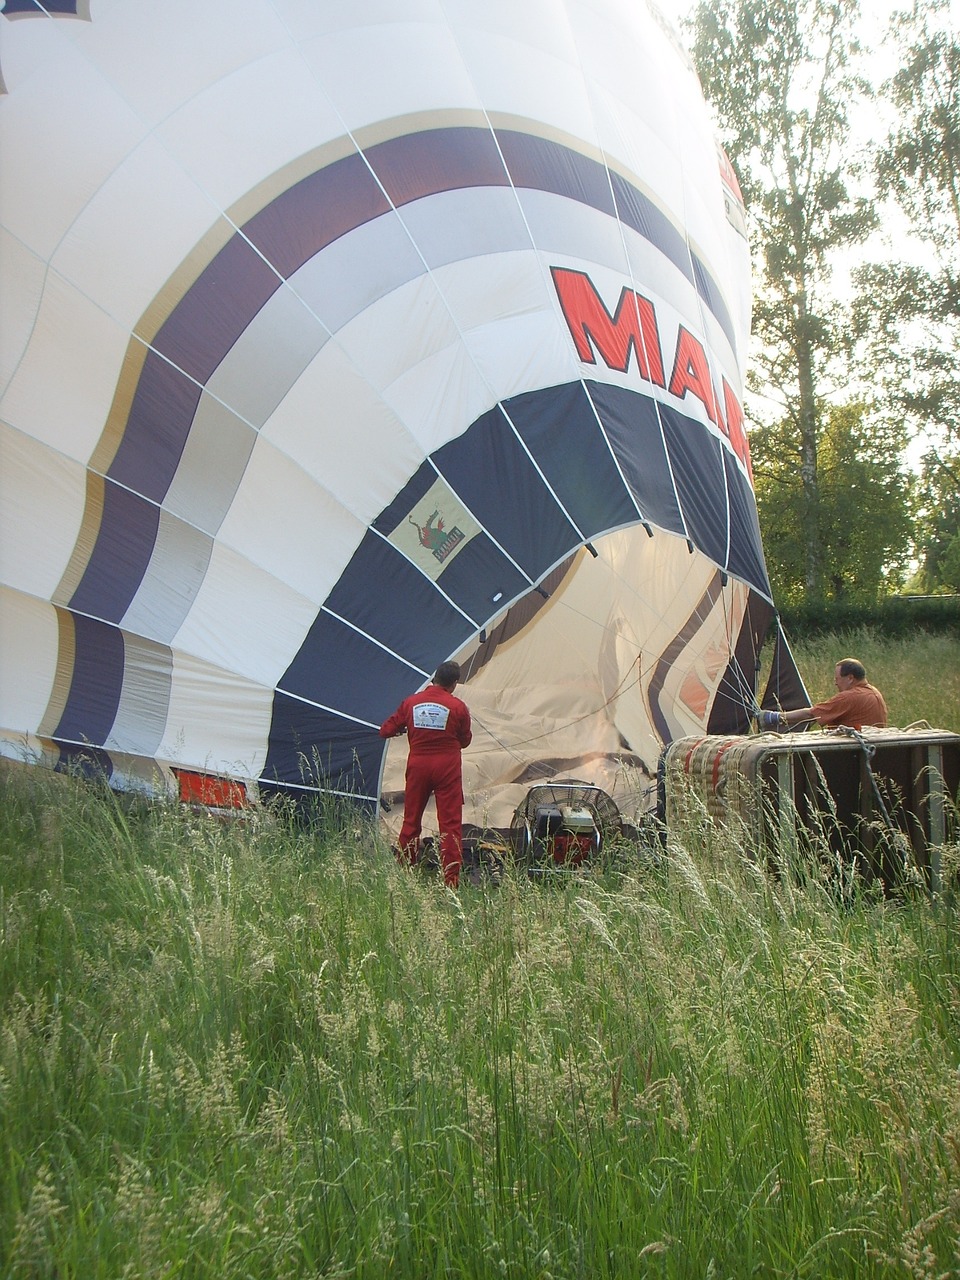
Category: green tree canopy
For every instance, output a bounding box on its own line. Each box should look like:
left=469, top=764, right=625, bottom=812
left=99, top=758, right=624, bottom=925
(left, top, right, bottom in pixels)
left=691, top=0, right=876, bottom=600
left=752, top=401, right=914, bottom=606
left=912, top=449, right=960, bottom=592
left=855, top=0, right=960, bottom=423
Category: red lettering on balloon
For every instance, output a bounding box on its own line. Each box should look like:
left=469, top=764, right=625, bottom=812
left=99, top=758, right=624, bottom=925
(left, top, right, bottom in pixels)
left=551, top=266, right=665, bottom=387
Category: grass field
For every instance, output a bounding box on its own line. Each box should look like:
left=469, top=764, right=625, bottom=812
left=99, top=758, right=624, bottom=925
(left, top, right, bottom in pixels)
left=789, top=630, right=960, bottom=736
left=2, top=632, right=959, bottom=1279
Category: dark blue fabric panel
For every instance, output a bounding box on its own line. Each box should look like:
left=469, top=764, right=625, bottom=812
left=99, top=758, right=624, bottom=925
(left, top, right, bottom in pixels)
left=609, top=170, right=691, bottom=284
left=690, top=259, right=737, bottom=357
left=54, top=612, right=125, bottom=746
left=371, top=461, right=436, bottom=535
left=108, top=349, right=203, bottom=503
left=257, top=776, right=378, bottom=817
left=434, top=404, right=579, bottom=575
left=505, top=382, right=637, bottom=537
left=496, top=129, right=616, bottom=216
left=152, top=233, right=282, bottom=384
left=586, top=383, right=684, bottom=535
left=245, top=151, right=391, bottom=278
left=723, top=451, right=770, bottom=593
left=54, top=744, right=114, bottom=781
left=370, top=126, right=510, bottom=204
left=261, top=695, right=384, bottom=796
left=323, top=534, right=473, bottom=668
left=70, top=482, right=160, bottom=623
left=435, top=531, right=531, bottom=620
left=3, top=0, right=78, bottom=10
left=659, top=405, right=728, bottom=569
left=279, top=609, right=429, bottom=722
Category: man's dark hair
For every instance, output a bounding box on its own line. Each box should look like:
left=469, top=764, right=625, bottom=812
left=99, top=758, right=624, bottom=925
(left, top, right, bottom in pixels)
left=435, top=660, right=461, bottom=689
left=837, top=658, right=866, bottom=681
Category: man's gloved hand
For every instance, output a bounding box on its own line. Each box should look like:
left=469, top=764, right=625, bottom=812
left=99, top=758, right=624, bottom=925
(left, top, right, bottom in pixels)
left=758, top=709, right=784, bottom=731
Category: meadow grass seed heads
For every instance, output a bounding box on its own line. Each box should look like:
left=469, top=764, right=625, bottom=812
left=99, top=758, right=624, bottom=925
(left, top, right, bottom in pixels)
left=5, top=705, right=960, bottom=1278
left=9, top=1163, right=66, bottom=1276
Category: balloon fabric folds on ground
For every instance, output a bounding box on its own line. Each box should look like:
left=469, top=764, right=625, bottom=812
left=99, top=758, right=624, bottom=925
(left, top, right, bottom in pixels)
left=0, top=0, right=785, bottom=829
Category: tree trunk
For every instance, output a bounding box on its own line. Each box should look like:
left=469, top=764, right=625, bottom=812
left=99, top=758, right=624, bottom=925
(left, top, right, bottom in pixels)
left=795, top=289, right=821, bottom=598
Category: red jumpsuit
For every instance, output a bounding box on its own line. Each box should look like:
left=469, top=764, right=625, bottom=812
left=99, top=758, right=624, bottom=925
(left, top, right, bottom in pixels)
left=380, top=683, right=472, bottom=887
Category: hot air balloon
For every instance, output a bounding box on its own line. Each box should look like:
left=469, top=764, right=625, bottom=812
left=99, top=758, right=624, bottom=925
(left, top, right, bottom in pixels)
left=0, top=0, right=803, bottom=834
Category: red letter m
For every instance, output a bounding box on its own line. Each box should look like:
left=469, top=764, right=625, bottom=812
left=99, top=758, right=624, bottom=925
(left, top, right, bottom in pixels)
left=551, top=267, right=665, bottom=387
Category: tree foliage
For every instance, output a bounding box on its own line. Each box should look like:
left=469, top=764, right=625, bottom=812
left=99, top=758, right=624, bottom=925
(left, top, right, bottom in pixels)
left=690, top=0, right=876, bottom=600
left=851, top=0, right=960, bottom=590
left=751, top=401, right=914, bottom=606
left=912, top=449, right=960, bottom=592
left=853, top=0, right=960, bottom=450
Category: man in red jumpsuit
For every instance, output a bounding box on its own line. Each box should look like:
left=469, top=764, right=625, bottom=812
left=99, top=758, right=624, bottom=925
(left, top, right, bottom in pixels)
left=380, top=660, right=472, bottom=888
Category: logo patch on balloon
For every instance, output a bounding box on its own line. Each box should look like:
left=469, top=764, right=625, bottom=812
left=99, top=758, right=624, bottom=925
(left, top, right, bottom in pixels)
left=386, top=480, right=479, bottom=580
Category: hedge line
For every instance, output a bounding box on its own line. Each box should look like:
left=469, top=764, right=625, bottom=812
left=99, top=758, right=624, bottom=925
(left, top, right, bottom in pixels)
left=776, top=595, right=960, bottom=640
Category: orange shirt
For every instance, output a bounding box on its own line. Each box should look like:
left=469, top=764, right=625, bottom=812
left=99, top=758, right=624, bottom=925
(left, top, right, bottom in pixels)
left=810, top=682, right=888, bottom=730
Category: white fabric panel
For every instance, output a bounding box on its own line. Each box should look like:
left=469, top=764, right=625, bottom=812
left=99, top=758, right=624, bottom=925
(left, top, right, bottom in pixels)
left=446, top=23, right=598, bottom=145
left=399, top=188, right=532, bottom=270
left=261, top=341, right=425, bottom=525
left=430, top=249, right=548, bottom=339
left=72, top=0, right=290, bottom=133
left=298, top=22, right=482, bottom=129
left=156, top=48, right=347, bottom=213
left=381, top=339, right=497, bottom=457
left=50, top=135, right=235, bottom=334
left=334, top=271, right=462, bottom=392
left=274, top=0, right=446, bottom=43
left=205, top=283, right=330, bottom=430
left=459, top=311, right=574, bottom=412
left=0, top=272, right=132, bottom=462
left=121, top=511, right=214, bottom=646
left=216, top=436, right=367, bottom=603
left=0, top=231, right=46, bottom=394
left=108, top=633, right=173, bottom=757
left=0, top=589, right=58, bottom=740
left=159, top=651, right=274, bottom=780
left=0, top=33, right=143, bottom=261
left=324, top=254, right=566, bottom=442
left=289, top=209, right=425, bottom=334
left=444, top=0, right=582, bottom=67
left=518, top=188, right=633, bottom=286
left=164, top=394, right=257, bottom=536
left=0, top=425, right=86, bottom=598
left=569, top=4, right=687, bottom=213
left=171, top=541, right=317, bottom=686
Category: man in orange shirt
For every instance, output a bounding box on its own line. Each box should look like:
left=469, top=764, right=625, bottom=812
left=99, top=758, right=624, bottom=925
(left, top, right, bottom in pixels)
left=380, top=660, right=472, bottom=888
left=761, top=657, right=888, bottom=732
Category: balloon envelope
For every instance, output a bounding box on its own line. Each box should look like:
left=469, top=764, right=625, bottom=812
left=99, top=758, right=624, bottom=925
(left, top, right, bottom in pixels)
left=0, top=0, right=782, bottom=826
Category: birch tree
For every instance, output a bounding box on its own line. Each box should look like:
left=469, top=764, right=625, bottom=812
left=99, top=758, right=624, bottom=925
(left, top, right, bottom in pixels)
left=690, top=0, right=876, bottom=599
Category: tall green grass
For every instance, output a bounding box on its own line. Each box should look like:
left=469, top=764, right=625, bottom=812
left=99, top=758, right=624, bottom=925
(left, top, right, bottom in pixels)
left=3, top=748, right=959, bottom=1279
left=789, top=631, right=960, bottom=735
